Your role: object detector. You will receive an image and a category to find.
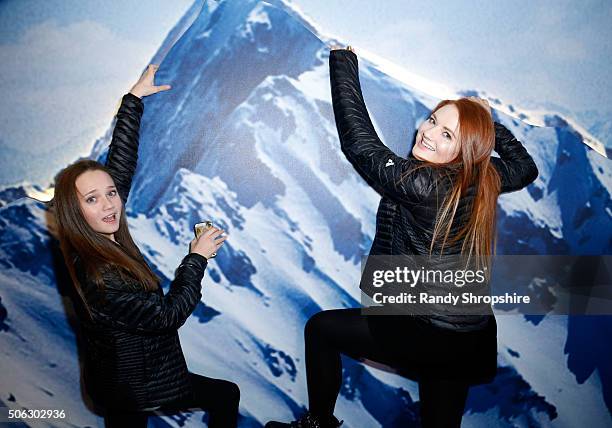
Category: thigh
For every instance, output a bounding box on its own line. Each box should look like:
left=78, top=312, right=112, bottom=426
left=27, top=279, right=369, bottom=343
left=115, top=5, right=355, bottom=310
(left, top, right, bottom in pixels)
left=306, top=308, right=404, bottom=367
left=167, top=372, right=239, bottom=412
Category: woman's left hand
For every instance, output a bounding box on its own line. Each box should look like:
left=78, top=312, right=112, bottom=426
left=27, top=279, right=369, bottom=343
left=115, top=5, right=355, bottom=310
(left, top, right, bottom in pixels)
left=330, top=44, right=355, bottom=53
left=129, top=64, right=171, bottom=99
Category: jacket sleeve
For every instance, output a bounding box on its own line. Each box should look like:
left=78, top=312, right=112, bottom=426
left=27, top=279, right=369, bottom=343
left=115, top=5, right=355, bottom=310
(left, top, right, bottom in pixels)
left=105, top=93, right=144, bottom=203
left=491, top=122, right=539, bottom=193
left=82, top=253, right=208, bottom=334
left=329, top=49, right=435, bottom=202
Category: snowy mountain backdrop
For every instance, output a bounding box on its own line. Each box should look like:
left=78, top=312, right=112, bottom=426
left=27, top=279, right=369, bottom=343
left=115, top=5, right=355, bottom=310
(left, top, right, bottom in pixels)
left=1, top=0, right=611, bottom=426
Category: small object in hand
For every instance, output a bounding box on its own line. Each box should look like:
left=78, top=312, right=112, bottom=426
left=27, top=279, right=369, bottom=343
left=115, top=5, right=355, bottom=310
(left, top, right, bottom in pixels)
left=194, top=221, right=214, bottom=239
left=194, top=221, right=218, bottom=258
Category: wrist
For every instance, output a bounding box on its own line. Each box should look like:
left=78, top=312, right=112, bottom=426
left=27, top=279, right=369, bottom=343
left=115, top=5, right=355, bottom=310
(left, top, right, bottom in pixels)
left=184, top=252, right=208, bottom=269
left=188, top=251, right=207, bottom=261
left=128, top=89, right=143, bottom=99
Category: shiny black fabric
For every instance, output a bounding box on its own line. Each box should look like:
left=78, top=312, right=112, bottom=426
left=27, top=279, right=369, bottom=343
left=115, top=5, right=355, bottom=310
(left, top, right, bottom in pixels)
left=329, top=50, right=538, bottom=384
left=304, top=309, right=477, bottom=423
left=72, top=93, right=209, bottom=410
left=103, top=372, right=240, bottom=428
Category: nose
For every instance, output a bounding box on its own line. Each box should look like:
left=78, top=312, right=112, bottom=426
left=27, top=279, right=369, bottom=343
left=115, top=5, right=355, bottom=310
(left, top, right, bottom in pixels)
left=102, top=195, right=114, bottom=210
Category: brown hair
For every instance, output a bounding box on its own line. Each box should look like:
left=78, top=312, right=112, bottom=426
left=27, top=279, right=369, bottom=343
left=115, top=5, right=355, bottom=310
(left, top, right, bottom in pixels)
left=407, top=98, right=501, bottom=270
left=52, top=159, right=160, bottom=317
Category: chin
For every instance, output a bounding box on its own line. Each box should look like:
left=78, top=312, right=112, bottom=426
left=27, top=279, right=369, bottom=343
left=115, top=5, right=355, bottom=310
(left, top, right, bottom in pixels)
left=412, top=148, right=430, bottom=162
left=97, top=225, right=119, bottom=235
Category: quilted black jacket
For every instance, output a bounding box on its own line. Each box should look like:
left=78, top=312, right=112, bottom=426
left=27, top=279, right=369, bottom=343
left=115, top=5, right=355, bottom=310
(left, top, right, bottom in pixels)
left=73, top=93, right=208, bottom=411
left=329, top=49, right=539, bottom=332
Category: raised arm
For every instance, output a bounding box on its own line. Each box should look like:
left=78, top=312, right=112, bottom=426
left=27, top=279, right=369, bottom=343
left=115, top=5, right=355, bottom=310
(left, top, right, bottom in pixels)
left=491, top=122, right=539, bottom=193
left=105, top=93, right=143, bottom=203
left=105, top=64, right=171, bottom=203
left=76, top=218, right=225, bottom=335
left=81, top=252, right=208, bottom=334
left=329, top=48, right=435, bottom=202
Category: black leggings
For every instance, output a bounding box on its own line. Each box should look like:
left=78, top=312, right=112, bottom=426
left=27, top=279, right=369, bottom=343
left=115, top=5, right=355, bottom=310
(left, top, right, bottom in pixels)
left=305, top=309, right=470, bottom=428
left=103, top=372, right=240, bottom=428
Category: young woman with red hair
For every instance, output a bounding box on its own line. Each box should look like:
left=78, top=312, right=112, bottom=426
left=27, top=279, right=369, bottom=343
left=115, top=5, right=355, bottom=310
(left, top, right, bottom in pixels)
left=52, top=64, right=239, bottom=427
left=266, top=47, right=538, bottom=428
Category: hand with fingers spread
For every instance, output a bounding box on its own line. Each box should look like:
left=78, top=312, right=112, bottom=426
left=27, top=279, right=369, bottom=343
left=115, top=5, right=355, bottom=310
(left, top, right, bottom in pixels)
left=190, top=227, right=227, bottom=260
left=129, top=64, right=171, bottom=99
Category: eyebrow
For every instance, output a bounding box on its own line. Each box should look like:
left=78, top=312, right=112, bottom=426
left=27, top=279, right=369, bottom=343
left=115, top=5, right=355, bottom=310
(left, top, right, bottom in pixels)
left=432, top=113, right=457, bottom=140
left=83, top=185, right=116, bottom=197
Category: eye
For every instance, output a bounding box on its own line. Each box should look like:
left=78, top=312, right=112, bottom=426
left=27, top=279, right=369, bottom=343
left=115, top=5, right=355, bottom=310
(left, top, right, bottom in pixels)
left=86, top=196, right=96, bottom=204
left=443, top=132, right=451, bottom=140
left=428, top=116, right=435, bottom=124
left=108, top=190, right=117, bottom=197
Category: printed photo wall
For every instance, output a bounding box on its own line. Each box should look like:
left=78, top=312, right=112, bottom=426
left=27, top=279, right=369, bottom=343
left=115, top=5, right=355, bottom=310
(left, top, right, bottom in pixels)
left=1, top=0, right=611, bottom=426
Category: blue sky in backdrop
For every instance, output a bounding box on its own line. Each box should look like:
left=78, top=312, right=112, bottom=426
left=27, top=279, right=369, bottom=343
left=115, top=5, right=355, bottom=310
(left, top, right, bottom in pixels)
left=1, top=0, right=610, bottom=186
left=292, top=0, right=612, bottom=115
left=0, top=0, right=193, bottom=160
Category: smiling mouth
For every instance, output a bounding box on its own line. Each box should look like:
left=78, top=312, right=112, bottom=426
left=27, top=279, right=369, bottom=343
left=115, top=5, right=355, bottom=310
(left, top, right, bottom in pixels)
left=420, top=136, right=436, bottom=152
left=102, top=213, right=117, bottom=223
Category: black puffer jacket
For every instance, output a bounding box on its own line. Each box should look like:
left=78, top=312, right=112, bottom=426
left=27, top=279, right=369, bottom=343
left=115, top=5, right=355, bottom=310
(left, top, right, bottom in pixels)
left=73, top=93, right=208, bottom=411
left=329, top=50, right=538, bottom=332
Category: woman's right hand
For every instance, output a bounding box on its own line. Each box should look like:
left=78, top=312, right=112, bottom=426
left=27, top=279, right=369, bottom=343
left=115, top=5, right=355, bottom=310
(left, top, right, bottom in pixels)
left=189, top=227, right=227, bottom=259
left=129, top=64, right=171, bottom=99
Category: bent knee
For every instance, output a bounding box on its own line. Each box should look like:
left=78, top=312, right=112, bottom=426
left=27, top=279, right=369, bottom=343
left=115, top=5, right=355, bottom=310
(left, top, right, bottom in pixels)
left=304, top=310, right=335, bottom=340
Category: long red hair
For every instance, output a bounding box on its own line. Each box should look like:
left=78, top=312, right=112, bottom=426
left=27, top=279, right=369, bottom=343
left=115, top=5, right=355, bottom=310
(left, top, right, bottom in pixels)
left=408, top=99, right=501, bottom=270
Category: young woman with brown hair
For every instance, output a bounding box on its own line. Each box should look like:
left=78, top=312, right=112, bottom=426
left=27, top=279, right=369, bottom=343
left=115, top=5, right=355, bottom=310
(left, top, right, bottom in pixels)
left=52, top=64, right=239, bottom=427
left=265, top=47, right=538, bottom=428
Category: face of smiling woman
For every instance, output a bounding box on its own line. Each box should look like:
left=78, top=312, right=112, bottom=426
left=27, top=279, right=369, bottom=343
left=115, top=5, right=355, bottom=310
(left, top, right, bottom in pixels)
left=75, top=169, right=122, bottom=242
left=412, top=103, right=461, bottom=164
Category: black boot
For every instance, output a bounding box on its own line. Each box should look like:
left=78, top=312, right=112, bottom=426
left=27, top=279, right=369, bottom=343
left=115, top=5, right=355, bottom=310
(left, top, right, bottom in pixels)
left=265, top=411, right=343, bottom=428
